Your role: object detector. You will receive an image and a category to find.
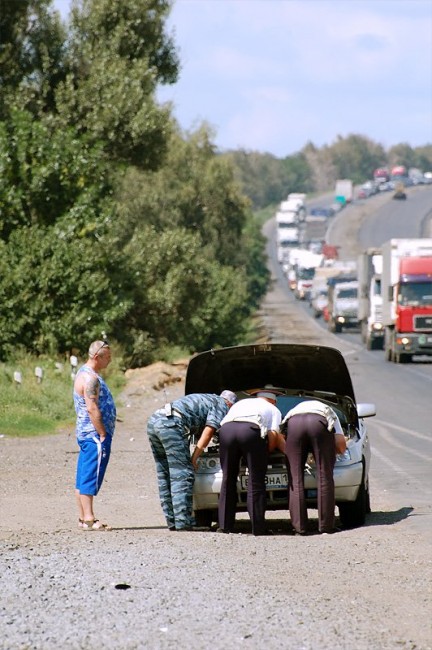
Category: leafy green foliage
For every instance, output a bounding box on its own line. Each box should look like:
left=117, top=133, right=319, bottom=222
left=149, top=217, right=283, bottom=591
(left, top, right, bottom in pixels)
left=329, top=134, right=387, bottom=184
left=0, top=218, right=131, bottom=358
left=0, top=0, right=68, bottom=119
left=0, top=109, right=110, bottom=238
left=56, top=0, right=179, bottom=168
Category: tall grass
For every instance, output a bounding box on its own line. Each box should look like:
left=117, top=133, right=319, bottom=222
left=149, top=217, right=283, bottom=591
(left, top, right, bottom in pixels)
left=0, top=351, right=125, bottom=438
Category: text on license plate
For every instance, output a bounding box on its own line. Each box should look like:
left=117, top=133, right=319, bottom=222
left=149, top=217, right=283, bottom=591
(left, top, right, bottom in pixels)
left=240, top=472, right=288, bottom=490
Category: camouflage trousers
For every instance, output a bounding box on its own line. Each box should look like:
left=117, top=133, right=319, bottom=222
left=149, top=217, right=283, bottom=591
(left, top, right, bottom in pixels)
left=147, top=410, right=195, bottom=530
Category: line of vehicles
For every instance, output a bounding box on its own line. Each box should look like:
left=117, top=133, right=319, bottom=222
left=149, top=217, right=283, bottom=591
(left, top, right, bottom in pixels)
left=190, top=179, right=432, bottom=530
left=360, top=166, right=432, bottom=201
left=275, top=184, right=432, bottom=363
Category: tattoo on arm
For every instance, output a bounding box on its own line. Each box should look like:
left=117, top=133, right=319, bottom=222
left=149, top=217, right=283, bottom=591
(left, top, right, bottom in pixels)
left=85, top=377, right=99, bottom=402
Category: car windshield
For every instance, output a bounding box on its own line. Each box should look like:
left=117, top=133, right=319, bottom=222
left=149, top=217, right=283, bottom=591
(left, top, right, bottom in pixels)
left=298, top=268, right=315, bottom=280
left=337, top=288, right=357, bottom=299
left=373, top=278, right=381, bottom=295
left=399, top=282, right=432, bottom=306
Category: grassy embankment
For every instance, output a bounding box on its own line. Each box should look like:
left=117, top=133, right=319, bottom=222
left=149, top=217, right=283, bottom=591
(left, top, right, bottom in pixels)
left=0, top=350, right=126, bottom=438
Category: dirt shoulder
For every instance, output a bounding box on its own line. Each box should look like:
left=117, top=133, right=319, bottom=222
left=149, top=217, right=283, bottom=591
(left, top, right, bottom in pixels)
left=0, top=190, right=413, bottom=539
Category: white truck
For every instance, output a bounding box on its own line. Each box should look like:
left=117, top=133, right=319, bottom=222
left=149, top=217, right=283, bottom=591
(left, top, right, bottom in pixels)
left=309, top=263, right=355, bottom=318
left=276, top=210, right=300, bottom=263
left=381, top=238, right=432, bottom=362
left=291, top=250, right=323, bottom=301
left=327, top=278, right=359, bottom=333
left=287, top=193, right=307, bottom=222
left=357, top=248, right=384, bottom=350
left=334, top=179, right=354, bottom=206
left=278, top=198, right=305, bottom=225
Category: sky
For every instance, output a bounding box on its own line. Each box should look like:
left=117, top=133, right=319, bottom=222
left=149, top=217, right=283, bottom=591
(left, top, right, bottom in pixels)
left=53, top=0, right=432, bottom=158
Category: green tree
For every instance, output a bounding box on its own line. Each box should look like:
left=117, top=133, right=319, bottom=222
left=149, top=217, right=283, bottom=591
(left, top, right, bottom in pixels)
left=0, top=217, right=131, bottom=358
left=55, top=0, right=179, bottom=168
left=114, top=124, right=250, bottom=267
left=113, top=225, right=251, bottom=366
left=0, top=0, right=68, bottom=119
left=413, top=145, right=432, bottom=171
left=387, top=143, right=418, bottom=170
left=301, top=141, right=336, bottom=192
left=0, top=109, right=111, bottom=239
left=329, top=134, right=387, bottom=183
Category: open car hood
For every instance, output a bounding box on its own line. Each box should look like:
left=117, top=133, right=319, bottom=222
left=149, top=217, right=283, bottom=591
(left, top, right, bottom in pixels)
left=185, top=343, right=356, bottom=401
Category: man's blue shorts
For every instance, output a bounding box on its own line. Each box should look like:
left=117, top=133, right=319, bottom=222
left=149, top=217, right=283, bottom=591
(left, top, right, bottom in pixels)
left=76, top=436, right=112, bottom=496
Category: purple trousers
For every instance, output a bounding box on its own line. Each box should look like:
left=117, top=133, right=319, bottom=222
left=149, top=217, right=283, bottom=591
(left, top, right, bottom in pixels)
left=285, top=413, right=336, bottom=533
left=218, top=421, right=269, bottom=535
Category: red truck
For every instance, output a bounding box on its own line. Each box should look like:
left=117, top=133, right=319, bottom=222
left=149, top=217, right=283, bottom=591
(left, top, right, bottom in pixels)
left=373, top=168, right=390, bottom=183
left=381, top=238, right=432, bottom=362
left=390, top=165, right=407, bottom=179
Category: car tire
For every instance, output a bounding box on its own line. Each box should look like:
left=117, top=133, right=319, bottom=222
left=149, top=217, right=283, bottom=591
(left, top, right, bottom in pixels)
left=338, top=462, right=368, bottom=529
left=194, top=509, right=217, bottom=527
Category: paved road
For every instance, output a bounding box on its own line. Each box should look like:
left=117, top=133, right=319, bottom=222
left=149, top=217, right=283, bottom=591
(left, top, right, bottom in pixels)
left=265, top=186, right=432, bottom=539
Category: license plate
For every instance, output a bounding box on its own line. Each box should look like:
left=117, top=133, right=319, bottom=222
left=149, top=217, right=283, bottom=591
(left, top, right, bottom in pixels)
left=240, top=472, right=288, bottom=490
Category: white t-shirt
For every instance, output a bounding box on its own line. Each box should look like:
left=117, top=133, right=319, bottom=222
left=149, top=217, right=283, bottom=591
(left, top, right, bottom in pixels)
left=220, top=397, right=282, bottom=433
left=282, top=399, right=343, bottom=434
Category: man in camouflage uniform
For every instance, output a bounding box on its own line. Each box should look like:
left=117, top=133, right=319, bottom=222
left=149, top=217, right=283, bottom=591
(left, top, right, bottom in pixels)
left=147, top=390, right=236, bottom=531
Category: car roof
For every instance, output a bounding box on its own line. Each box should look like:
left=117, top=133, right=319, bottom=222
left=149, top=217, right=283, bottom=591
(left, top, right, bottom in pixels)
left=185, top=343, right=355, bottom=400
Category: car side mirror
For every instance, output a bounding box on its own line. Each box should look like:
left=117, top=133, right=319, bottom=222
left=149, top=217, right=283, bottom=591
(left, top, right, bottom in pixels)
left=357, top=403, right=376, bottom=418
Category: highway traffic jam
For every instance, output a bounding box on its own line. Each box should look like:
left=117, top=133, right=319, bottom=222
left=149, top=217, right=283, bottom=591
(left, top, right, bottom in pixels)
left=275, top=167, right=432, bottom=364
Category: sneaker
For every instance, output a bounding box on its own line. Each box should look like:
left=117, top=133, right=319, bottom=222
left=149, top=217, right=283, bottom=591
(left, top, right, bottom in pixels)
left=175, top=526, right=211, bottom=532
left=215, top=527, right=230, bottom=534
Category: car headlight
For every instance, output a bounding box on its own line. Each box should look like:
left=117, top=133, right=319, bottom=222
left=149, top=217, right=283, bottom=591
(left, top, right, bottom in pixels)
left=337, top=316, right=345, bottom=323
left=197, top=456, right=220, bottom=471
left=372, top=322, right=383, bottom=331
left=336, top=449, right=351, bottom=462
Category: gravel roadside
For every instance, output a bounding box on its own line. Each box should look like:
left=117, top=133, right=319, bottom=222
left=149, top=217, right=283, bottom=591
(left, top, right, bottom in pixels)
left=1, top=193, right=431, bottom=650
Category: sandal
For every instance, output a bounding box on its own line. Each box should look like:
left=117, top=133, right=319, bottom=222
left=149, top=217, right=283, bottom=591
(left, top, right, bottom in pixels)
left=78, top=518, right=84, bottom=529
left=82, top=519, right=112, bottom=531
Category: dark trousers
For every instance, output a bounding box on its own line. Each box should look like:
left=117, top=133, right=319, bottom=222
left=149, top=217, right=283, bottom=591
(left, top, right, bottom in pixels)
left=218, top=421, right=268, bottom=535
left=285, top=413, right=336, bottom=533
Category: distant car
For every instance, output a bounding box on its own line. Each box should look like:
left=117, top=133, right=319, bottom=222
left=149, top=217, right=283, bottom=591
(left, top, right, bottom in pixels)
left=307, top=239, right=324, bottom=254
left=330, top=202, right=343, bottom=213
left=188, top=344, right=376, bottom=530
left=309, top=206, right=334, bottom=218
left=393, top=183, right=407, bottom=200
left=311, top=289, right=328, bottom=318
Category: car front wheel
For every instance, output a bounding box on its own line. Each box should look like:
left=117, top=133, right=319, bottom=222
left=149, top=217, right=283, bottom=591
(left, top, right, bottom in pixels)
left=194, top=509, right=217, bottom=527
left=338, top=464, right=369, bottom=528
